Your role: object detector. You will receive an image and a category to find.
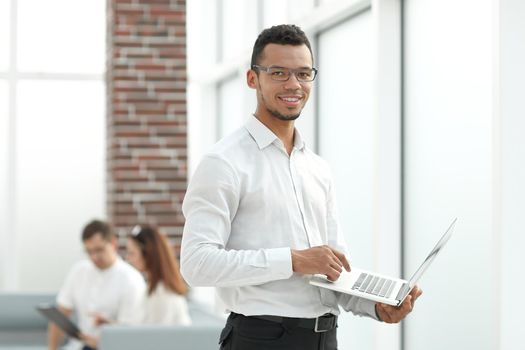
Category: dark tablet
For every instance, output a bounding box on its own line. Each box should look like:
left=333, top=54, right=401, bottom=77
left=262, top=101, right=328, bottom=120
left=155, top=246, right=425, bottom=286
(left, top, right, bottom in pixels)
left=36, top=304, right=81, bottom=339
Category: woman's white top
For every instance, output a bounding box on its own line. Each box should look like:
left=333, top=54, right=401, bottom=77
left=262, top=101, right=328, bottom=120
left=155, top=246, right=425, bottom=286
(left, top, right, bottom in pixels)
left=143, top=282, right=192, bottom=325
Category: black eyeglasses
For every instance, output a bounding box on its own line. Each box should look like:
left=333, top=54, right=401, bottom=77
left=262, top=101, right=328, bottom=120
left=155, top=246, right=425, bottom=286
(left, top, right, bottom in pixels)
left=252, top=65, right=318, bottom=82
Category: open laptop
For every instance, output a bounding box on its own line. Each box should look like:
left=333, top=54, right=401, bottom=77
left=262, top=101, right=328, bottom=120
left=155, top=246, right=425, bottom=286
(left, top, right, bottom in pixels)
left=310, top=218, right=457, bottom=306
left=36, top=304, right=81, bottom=339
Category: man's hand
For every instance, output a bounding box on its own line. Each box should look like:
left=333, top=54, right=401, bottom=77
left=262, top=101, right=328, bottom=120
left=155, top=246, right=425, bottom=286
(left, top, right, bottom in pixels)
left=291, top=245, right=350, bottom=281
left=375, top=286, right=423, bottom=323
left=90, top=312, right=114, bottom=327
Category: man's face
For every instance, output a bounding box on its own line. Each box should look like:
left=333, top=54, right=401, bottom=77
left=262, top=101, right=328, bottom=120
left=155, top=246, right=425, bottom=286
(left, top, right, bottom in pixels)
left=83, top=233, right=117, bottom=270
left=248, top=43, right=313, bottom=121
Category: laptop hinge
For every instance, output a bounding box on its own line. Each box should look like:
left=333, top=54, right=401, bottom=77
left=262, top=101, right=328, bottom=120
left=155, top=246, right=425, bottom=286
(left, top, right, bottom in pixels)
left=395, top=283, right=410, bottom=301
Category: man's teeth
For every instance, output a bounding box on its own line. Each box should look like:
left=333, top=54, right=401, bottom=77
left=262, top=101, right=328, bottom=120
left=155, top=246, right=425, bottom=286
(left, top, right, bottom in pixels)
left=281, top=97, right=299, bottom=102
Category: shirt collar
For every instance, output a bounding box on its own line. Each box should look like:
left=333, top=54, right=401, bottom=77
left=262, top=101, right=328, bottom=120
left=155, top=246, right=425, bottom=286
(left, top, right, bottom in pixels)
left=245, top=115, right=306, bottom=151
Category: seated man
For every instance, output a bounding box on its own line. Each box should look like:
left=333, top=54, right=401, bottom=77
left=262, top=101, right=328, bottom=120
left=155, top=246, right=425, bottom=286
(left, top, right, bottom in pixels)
left=48, top=219, right=146, bottom=350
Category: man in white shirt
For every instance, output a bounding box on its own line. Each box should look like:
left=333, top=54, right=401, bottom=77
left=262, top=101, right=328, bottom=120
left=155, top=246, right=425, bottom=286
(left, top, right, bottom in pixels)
left=48, top=220, right=146, bottom=350
left=181, top=24, right=422, bottom=349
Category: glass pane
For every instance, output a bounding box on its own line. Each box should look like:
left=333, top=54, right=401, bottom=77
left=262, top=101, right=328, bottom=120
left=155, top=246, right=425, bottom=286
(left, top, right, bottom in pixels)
left=404, top=0, right=495, bottom=349
left=17, top=0, right=105, bottom=74
left=0, top=0, right=9, bottom=71
left=0, top=81, right=8, bottom=289
left=218, top=75, right=246, bottom=138
left=318, top=0, right=339, bottom=5
left=288, top=0, right=316, bottom=21
left=262, top=0, right=288, bottom=28
left=15, top=80, right=106, bottom=291
left=242, top=0, right=259, bottom=54
left=221, top=0, right=243, bottom=62
left=318, top=12, right=375, bottom=350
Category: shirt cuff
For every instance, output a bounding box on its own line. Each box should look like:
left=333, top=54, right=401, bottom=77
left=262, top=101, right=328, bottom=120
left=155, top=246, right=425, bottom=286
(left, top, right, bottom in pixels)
left=365, top=299, right=381, bottom=321
left=374, top=303, right=382, bottom=321
left=266, top=247, right=293, bottom=280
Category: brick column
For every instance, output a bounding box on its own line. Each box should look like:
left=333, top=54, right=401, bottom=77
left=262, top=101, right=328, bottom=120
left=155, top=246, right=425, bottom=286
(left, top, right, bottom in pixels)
left=106, top=0, right=187, bottom=251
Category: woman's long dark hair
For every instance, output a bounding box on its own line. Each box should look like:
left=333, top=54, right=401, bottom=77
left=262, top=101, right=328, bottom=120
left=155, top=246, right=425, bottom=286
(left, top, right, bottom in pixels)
left=130, top=225, right=188, bottom=296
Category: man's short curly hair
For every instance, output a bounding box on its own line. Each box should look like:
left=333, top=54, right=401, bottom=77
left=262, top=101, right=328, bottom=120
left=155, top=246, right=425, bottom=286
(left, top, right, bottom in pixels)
left=250, top=24, right=313, bottom=67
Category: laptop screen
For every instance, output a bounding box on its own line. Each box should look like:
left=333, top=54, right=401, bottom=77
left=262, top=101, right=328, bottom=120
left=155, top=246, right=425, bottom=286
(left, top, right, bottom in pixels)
left=407, top=218, right=457, bottom=288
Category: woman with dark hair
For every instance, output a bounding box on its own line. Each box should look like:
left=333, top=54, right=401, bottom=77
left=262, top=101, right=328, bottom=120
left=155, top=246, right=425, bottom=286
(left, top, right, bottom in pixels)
left=126, top=225, right=191, bottom=325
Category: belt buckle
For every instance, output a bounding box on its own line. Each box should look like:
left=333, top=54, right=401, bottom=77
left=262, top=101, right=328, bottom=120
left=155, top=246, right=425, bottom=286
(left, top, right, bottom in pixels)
left=314, top=316, right=330, bottom=333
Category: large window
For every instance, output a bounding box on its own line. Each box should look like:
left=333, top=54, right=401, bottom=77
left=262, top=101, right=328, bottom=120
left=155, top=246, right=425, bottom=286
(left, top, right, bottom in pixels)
left=15, top=80, right=105, bottom=290
left=318, top=10, right=376, bottom=350
left=0, top=1, right=9, bottom=71
left=218, top=75, right=245, bottom=138
left=403, top=0, right=495, bottom=349
left=17, top=0, right=105, bottom=74
left=1, top=0, right=106, bottom=291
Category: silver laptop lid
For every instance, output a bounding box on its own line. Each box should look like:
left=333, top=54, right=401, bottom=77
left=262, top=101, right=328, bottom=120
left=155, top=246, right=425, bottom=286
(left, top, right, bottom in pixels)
left=407, top=218, right=457, bottom=288
left=394, top=218, right=457, bottom=304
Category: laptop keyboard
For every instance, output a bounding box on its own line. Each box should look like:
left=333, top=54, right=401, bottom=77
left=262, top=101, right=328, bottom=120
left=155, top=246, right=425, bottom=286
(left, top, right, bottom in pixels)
left=352, top=273, right=397, bottom=298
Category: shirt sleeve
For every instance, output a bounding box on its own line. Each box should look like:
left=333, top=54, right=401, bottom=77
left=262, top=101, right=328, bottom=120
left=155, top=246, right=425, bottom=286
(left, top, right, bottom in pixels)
left=180, top=154, right=293, bottom=288
left=56, top=263, right=80, bottom=310
left=325, top=171, right=380, bottom=321
left=338, top=293, right=380, bottom=320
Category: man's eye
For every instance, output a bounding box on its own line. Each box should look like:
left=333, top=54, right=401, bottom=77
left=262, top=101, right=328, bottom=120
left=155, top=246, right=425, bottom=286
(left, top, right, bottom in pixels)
left=271, top=70, right=286, bottom=76
left=297, top=71, right=311, bottom=79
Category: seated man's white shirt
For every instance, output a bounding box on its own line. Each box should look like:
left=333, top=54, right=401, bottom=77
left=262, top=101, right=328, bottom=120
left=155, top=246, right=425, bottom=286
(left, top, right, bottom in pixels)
left=57, top=257, right=146, bottom=350
left=143, top=282, right=191, bottom=325
left=181, top=116, right=378, bottom=320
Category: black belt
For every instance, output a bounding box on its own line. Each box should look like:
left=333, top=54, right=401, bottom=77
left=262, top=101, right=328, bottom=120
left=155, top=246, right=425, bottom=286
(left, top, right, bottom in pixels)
left=232, top=313, right=337, bottom=333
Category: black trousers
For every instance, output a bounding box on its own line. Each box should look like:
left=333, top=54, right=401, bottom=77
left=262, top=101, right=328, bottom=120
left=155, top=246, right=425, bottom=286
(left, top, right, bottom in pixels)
left=219, top=313, right=338, bottom=350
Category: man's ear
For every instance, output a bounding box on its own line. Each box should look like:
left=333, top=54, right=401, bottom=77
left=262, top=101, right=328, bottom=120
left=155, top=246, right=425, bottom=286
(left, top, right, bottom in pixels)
left=111, top=237, right=118, bottom=250
left=247, top=69, right=257, bottom=89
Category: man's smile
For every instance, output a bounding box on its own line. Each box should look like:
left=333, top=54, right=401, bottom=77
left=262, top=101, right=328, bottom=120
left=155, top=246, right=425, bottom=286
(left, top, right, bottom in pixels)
left=278, top=94, right=303, bottom=107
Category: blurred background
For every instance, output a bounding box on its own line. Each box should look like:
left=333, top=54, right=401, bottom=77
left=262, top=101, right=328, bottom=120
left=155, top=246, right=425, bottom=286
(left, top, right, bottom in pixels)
left=0, top=0, right=523, bottom=349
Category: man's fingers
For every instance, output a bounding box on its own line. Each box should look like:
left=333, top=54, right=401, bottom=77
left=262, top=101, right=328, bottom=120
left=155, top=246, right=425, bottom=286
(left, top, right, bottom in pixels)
left=323, top=246, right=343, bottom=269
left=377, top=289, right=420, bottom=324
left=402, top=295, right=413, bottom=313
left=329, top=247, right=351, bottom=272
left=293, top=246, right=351, bottom=277
left=341, top=255, right=350, bottom=272
left=329, top=258, right=343, bottom=273
left=325, top=265, right=342, bottom=281
left=410, top=286, right=423, bottom=303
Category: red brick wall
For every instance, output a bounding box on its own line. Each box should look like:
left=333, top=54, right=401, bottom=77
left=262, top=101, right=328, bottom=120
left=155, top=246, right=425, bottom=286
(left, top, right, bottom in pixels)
left=106, top=0, right=187, bottom=252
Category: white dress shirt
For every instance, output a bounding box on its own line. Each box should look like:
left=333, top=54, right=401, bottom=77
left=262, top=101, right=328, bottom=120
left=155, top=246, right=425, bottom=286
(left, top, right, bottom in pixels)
left=57, top=258, right=146, bottom=350
left=181, top=116, right=378, bottom=320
